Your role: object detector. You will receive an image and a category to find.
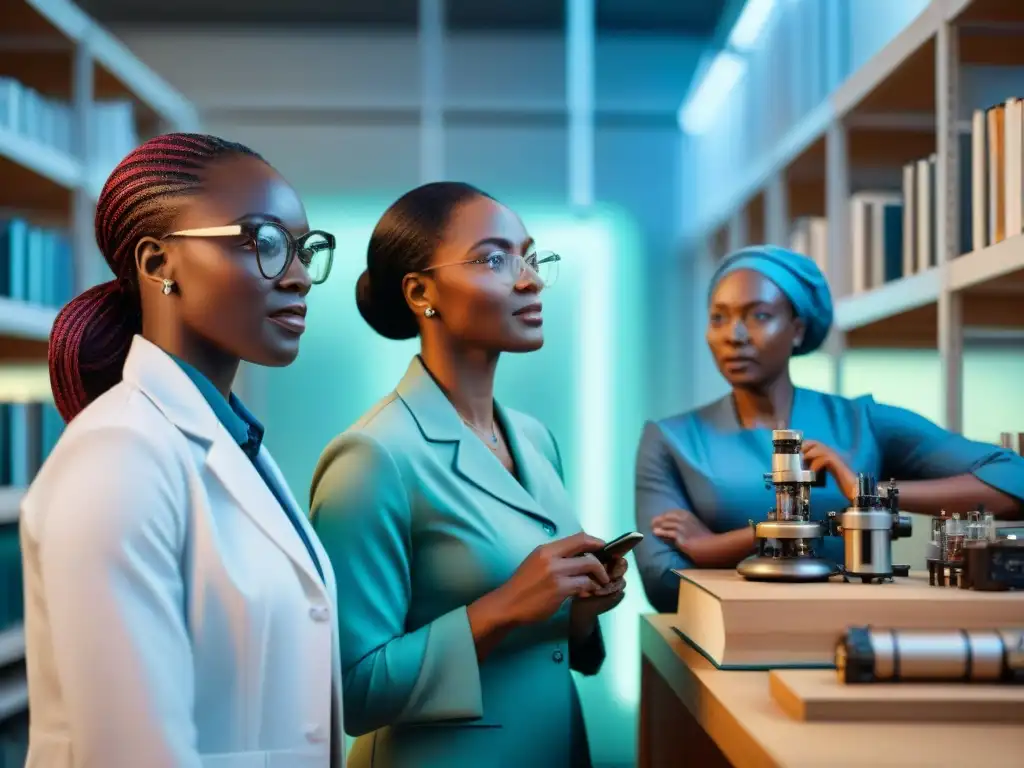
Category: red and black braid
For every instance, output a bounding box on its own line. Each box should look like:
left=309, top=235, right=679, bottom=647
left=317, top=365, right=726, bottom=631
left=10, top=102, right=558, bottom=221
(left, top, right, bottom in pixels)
left=48, top=133, right=263, bottom=423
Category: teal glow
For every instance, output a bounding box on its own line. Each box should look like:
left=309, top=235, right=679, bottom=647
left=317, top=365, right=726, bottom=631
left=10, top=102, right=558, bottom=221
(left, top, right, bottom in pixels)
left=790, top=347, right=1024, bottom=441
left=257, top=196, right=647, bottom=765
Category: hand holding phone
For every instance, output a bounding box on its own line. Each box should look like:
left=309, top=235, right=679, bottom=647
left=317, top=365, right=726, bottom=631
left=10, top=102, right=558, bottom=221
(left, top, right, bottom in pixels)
left=593, top=531, right=643, bottom=564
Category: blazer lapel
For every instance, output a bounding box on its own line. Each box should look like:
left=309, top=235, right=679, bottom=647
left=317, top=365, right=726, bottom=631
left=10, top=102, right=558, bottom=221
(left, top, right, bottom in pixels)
left=121, top=335, right=325, bottom=592
left=396, top=356, right=556, bottom=528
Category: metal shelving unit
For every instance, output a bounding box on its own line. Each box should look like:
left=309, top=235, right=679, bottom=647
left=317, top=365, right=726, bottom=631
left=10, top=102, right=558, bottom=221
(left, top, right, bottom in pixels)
left=693, top=0, right=1024, bottom=434
left=0, top=0, right=199, bottom=734
left=0, top=0, right=199, bottom=357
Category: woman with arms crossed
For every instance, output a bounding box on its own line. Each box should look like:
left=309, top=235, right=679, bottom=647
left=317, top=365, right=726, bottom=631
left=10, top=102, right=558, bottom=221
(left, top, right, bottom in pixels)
left=634, top=244, right=1024, bottom=612
left=21, top=134, right=343, bottom=767
left=310, top=182, right=627, bottom=767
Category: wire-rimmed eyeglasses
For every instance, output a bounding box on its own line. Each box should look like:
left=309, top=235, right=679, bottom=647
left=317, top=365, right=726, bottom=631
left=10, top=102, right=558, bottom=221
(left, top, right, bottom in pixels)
left=164, top=221, right=336, bottom=284
left=423, top=249, right=561, bottom=287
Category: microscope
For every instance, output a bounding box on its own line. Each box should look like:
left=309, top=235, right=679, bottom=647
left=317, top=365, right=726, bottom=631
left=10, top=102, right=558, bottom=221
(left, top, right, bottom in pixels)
left=826, top=475, right=913, bottom=583
left=737, top=429, right=913, bottom=583
left=737, top=429, right=837, bottom=582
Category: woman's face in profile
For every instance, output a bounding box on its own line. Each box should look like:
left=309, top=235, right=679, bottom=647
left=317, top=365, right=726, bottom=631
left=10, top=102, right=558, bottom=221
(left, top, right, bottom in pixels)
left=705, top=268, right=804, bottom=388
left=425, top=196, right=547, bottom=354
left=162, top=155, right=314, bottom=367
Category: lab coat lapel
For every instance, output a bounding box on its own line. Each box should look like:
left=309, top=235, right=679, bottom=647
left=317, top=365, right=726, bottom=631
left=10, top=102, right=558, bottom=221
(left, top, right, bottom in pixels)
left=204, top=438, right=325, bottom=590
left=396, top=356, right=556, bottom=528
left=258, top=446, right=337, bottom=595
left=121, top=335, right=325, bottom=591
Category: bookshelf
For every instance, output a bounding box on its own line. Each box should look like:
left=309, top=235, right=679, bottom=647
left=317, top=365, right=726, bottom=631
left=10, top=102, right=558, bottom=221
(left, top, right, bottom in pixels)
left=0, top=0, right=199, bottom=354
left=0, top=0, right=199, bottom=734
left=694, top=0, right=1024, bottom=435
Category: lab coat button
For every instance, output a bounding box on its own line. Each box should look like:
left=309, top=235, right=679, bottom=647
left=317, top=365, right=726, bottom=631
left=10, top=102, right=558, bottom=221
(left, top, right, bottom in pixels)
left=552, top=649, right=564, bottom=663
left=309, top=605, right=330, bottom=622
left=304, top=723, right=326, bottom=743
left=542, top=524, right=555, bottom=536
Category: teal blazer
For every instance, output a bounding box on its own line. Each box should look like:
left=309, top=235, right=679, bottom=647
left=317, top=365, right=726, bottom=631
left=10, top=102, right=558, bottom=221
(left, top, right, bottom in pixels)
left=310, top=356, right=603, bottom=768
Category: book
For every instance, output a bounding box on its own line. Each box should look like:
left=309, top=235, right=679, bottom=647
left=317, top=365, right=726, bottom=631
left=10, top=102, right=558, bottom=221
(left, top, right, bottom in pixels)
left=670, top=569, right=1024, bottom=670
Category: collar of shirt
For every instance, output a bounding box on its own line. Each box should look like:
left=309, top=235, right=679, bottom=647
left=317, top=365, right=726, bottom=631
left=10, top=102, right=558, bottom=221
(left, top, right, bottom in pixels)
left=170, top=354, right=265, bottom=460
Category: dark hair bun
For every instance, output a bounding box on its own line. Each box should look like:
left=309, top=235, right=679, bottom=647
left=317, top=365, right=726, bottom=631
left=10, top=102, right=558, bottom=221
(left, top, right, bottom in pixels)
left=355, top=269, right=418, bottom=341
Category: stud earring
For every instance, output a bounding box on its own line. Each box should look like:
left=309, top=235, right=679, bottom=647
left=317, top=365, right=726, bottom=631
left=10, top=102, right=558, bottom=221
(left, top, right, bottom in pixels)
left=161, top=278, right=175, bottom=296
left=424, top=307, right=436, bottom=318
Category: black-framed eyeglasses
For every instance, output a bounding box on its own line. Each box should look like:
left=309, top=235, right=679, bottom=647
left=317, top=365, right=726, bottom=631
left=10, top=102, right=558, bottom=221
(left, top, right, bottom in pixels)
left=164, top=222, right=336, bottom=284
left=423, top=249, right=561, bottom=287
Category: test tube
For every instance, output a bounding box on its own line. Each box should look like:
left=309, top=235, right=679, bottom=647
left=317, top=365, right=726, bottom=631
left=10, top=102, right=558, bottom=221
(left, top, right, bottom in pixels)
left=983, top=512, right=997, bottom=542
left=966, top=510, right=984, bottom=541
left=944, top=513, right=965, bottom=562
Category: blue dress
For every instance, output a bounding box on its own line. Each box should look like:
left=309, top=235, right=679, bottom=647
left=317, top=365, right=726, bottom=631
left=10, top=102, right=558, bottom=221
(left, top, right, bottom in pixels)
left=634, top=387, right=1024, bottom=612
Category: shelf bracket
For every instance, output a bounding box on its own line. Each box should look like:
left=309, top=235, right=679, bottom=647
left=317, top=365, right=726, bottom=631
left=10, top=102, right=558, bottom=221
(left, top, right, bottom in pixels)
left=418, top=0, right=445, bottom=184
left=71, top=39, right=101, bottom=293
left=765, top=170, right=788, bottom=246
left=825, top=118, right=850, bottom=395
left=936, top=18, right=963, bottom=433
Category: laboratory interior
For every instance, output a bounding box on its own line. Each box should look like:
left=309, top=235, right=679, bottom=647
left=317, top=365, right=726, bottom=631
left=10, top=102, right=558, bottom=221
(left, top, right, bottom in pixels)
left=0, top=0, right=1022, bottom=766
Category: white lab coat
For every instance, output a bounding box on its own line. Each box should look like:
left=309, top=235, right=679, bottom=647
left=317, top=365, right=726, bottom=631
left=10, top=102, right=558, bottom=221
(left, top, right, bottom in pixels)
left=19, top=335, right=344, bottom=768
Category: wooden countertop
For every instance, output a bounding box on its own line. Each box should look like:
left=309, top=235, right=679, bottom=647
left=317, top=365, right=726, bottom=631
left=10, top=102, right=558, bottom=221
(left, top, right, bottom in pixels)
left=641, top=614, right=1024, bottom=768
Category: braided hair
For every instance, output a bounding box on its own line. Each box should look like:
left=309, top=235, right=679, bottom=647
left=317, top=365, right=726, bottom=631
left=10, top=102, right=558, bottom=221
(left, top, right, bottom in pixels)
left=48, top=133, right=264, bottom=423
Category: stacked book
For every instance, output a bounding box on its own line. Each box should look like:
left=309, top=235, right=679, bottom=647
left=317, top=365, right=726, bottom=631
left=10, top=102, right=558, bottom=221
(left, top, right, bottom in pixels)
left=789, top=217, right=828, bottom=275
left=971, top=98, right=1024, bottom=252
left=0, top=401, right=63, bottom=490
left=849, top=192, right=903, bottom=293
left=0, top=218, right=75, bottom=309
left=0, top=75, right=139, bottom=180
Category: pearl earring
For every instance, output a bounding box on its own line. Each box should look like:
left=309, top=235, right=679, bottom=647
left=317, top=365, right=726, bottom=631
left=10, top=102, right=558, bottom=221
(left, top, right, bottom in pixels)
left=424, top=307, right=436, bottom=318
left=161, top=278, right=175, bottom=295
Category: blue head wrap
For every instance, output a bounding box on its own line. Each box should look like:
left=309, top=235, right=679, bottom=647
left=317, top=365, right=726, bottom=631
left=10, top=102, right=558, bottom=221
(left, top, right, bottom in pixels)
left=707, top=244, right=833, bottom=356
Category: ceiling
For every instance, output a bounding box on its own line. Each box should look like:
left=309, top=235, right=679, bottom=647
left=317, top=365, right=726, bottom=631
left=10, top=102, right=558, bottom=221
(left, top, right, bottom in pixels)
left=78, top=0, right=729, bottom=35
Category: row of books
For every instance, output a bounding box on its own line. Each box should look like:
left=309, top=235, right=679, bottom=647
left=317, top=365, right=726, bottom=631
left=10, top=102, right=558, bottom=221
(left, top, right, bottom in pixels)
left=0, top=218, right=75, bottom=308
left=0, top=401, right=63, bottom=488
left=973, top=99, right=1024, bottom=251
left=0, top=76, right=139, bottom=179
left=789, top=217, right=828, bottom=276
left=805, top=132, right=977, bottom=294
left=999, top=433, right=1024, bottom=454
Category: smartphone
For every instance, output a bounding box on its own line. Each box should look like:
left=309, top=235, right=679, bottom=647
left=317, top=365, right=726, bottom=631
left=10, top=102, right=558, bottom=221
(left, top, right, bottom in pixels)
left=594, top=531, right=644, bottom=564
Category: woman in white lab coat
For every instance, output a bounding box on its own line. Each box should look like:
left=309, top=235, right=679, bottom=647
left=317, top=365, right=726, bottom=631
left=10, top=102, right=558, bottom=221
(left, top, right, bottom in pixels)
left=20, top=133, right=344, bottom=768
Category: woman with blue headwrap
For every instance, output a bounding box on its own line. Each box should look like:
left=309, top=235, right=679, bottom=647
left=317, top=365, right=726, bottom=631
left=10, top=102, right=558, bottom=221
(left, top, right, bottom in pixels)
left=633, top=244, right=1024, bottom=612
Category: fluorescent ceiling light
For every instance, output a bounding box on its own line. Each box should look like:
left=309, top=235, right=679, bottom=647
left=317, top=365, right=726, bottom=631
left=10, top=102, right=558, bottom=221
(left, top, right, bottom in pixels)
left=728, top=0, right=776, bottom=51
left=678, top=51, right=746, bottom=134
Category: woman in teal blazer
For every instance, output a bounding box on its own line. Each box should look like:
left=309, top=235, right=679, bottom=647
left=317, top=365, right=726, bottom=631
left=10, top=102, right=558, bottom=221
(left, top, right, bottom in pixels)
left=310, top=182, right=628, bottom=767
left=634, top=245, right=1024, bottom=612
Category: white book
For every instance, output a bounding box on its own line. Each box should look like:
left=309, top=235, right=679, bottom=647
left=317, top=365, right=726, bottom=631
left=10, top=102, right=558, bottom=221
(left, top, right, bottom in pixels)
left=808, top=217, right=829, bottom=278
left=790, top=219, right=810, bottom=257
left=870, top=201, right=888, bottom=288
left=850, top=197, right=870, bottom=293
left=915, top=157, right=933, bottom=272
left=850, top=192, right=901, bottom=292
left=902, top=163, right=917, bottom=275
left=972, top=109, right=989, bottom=252
left=1005, top=98, right=1022, bottom=239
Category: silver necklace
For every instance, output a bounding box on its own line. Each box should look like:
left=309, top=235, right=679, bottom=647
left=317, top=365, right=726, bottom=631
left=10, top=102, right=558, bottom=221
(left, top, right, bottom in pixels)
left=462, top=418, right=499, bottom=448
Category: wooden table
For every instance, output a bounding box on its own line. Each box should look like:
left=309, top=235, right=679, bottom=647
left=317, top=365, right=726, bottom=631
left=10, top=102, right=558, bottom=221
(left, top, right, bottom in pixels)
left=638, top=614, right=1024, bottom=768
